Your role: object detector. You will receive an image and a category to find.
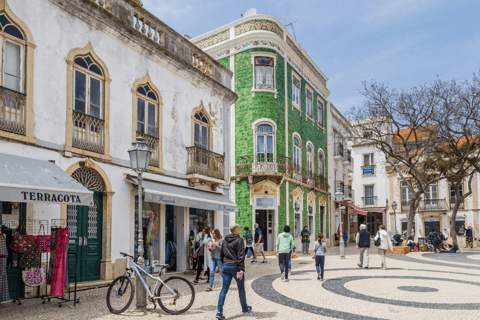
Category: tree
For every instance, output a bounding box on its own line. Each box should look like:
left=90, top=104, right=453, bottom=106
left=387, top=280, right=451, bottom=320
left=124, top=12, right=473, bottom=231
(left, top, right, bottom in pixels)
left=349, top=81, right=448, bottom=237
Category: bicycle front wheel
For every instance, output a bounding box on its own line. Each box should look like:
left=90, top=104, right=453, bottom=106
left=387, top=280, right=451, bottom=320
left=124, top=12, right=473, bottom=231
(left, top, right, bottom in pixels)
left=106, top=276, right=135, bottom=314
left=157, top=276, right=195, bottom=315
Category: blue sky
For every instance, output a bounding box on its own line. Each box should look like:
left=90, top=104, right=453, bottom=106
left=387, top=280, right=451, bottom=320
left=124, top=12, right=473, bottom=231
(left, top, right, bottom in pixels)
left=143, top=0, right=480, bottom=114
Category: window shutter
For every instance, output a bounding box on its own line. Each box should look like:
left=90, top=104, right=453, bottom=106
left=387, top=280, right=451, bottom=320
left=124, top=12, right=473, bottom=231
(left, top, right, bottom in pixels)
left=265, top=67, right=273, bottom=89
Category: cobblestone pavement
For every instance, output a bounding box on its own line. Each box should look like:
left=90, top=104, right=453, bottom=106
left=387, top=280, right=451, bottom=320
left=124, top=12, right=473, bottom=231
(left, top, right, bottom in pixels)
left=1, top=246, right=480, bottom=320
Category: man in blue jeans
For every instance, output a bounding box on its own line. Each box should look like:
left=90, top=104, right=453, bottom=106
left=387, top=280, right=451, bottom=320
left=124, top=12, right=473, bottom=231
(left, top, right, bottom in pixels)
left=216, top=223, right=252, bottom=319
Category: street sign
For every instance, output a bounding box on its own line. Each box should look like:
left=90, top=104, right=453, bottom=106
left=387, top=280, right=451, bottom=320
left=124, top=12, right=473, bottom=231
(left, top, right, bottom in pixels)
left=363, top=166, right=373, bottom=174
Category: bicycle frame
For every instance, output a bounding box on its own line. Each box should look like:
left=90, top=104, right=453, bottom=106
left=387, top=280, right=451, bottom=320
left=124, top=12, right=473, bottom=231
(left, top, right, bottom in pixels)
left=127, top=258, right=177, bottom=300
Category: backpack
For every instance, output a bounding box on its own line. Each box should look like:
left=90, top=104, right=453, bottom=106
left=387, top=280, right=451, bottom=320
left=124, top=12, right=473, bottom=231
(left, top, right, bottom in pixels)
left=427, top=233, right=434, bottom=242
left=374, top=232, right=381, bottom=246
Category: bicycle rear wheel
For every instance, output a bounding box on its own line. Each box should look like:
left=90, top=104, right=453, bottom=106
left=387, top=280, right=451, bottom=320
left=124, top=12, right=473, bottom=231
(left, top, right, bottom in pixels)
left=157, top=276, right=195, bottom=315
left=106, top=276, right=135, bottom=314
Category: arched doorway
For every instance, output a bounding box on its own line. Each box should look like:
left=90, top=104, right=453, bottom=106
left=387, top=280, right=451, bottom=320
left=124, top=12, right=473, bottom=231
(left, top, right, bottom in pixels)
left=68, top=167, right=103, bottom=282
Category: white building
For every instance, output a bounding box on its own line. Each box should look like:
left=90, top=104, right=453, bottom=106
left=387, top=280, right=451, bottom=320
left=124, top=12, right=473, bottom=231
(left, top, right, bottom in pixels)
left=0, top=0, right=236, bottom=298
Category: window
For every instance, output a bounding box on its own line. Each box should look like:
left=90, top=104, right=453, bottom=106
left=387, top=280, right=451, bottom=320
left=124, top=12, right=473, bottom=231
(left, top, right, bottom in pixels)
left=364, top=185, right=374, bottom=206
left=193, top=110, right=210, bottom=150
left=254, top=57, right=274, bottom=90
left=256, top=123, right=275, bottom=162
left=292, top=76, right=300, bottom=107
left=317, top=99, right=324, bottom=127
left=293, top=136, right=301, bottom=170
left=401, top=219, right=415, bottom=234
left=424, top=184, right=438, bottom=201
left=400, top=181, right=413, bottom=204
left=318, top=150, right=325, bottom=176
left=136, top=84, right=158, bottom=137
left=0, top=14, right=24, bottom=93
left=307, top=143, right=314, bottom=174
left=319, top=205, right=325, bottom=234
left=363, top=153, right=373, bottom=166
left=74, top=55, right=104, bottom=119
left=454, top=217, right=465, bottom=236
left=449, top=183, right=464, bottom=199
left=306, top=89, right=313, bottom=118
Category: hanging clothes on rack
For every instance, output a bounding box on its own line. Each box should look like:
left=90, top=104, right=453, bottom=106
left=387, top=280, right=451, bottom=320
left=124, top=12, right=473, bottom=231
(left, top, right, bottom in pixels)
left=0, top=233, right=10, bottom=302
left=50, top=228, right=68, bottom=297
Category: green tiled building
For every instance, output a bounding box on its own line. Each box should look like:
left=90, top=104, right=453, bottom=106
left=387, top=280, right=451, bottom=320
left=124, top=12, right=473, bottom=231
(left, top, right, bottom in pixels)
left=192, top=9, right=331, bottom=251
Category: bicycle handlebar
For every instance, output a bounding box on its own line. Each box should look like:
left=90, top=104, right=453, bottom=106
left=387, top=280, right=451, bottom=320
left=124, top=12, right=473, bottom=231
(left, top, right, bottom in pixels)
left=120, top=252, right=134, bottom=259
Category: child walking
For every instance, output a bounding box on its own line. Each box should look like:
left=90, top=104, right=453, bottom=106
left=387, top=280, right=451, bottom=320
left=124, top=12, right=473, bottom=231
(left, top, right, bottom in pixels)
left=313, top=234, right=327, bottom=280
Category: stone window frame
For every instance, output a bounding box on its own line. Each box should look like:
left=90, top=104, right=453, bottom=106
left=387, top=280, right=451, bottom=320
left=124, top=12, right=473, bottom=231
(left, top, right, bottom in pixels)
left=131, top=72, right=164, bottom=174
left=306, top=141, right=314, bottom=174
left=0, top=0, right=36, bottom=145
left=292, top=132, right=302, bottom=170
left=291, top=69, right=301, bottom=113
left=317, top=97, right=325, bottom=130
left=318, top=148, right=326, bottom=177
left=250, top=52, right=278, bottom=98
left=400, top=180, right=413, bottom=206
left=305, top=85, right=314, bottom=122
left=252, top=118, right=277, bottom=164
left=65, top=42, right=111, bottom=161
left=190, top=100, right=213, bottom=151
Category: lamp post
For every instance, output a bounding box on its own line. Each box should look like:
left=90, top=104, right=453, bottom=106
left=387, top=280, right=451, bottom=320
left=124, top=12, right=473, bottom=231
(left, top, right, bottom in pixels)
left=335, top=188, right=345, bottom=259
left=392, top=201, right=398, bottom=234
left=128, top=136, right=152, bottom=311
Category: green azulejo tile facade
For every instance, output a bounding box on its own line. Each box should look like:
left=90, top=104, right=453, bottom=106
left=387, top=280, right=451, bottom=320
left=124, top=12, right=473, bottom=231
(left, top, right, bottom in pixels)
left=232, top=47, right=329, bottom=251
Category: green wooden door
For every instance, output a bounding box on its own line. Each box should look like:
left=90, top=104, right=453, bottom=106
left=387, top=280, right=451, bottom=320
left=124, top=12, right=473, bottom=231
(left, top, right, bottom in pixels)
left=68, top=192, right=103, bottom=282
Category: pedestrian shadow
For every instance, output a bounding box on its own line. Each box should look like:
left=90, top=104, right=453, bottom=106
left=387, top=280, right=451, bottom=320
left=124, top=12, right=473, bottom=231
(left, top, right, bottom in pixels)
left=227, top=311, right=278, bottom=319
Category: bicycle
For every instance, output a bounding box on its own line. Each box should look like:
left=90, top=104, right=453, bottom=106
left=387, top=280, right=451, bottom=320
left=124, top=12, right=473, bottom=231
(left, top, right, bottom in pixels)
left=106, top=252, right=195, bottom=314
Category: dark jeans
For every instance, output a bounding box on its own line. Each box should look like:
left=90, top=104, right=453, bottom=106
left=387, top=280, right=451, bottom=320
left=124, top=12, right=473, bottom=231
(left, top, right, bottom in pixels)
left=315, top=255, right=325, bottom=278
left=195, top=255, right=210, bottom=281
left=217, top=263, right=247, bottom=316
left=288, top=250, right=292, bottom=270
left=278, top=252, right=290, bottom=279
left=245, top=246, right=253, bottom=257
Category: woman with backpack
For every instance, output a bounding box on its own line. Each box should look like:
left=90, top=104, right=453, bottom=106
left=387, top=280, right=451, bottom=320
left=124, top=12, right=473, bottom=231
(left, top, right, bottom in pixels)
left=206, top=229, right=223, bottom=292
left=312, top=234, right=327, bottom=280
left=374, top=225, right=393, bottom=270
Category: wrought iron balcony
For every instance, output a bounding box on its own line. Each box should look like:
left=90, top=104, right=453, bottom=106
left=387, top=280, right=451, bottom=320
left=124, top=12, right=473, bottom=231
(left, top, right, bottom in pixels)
left=334, top=143, right=344, bottom=159
left=361, top=165, right=376, bottom=176
left=235, top=155, right=329, bottom=192
left=342, top=149, right=352, bottom=165
left=136, top=131, right=159, bottom=167
left=449, top=197, right=464, bottom=210
left=72, top=110, right=104, bottom=154
left=362, top=196, right=377, bottom=207
left=346, top=185, right=353, bottom=199
left=401, top=199, right=447, bottom=212
left=186, top=146, right=225, bottom=181
left=0, top=86, right=26, bottom=135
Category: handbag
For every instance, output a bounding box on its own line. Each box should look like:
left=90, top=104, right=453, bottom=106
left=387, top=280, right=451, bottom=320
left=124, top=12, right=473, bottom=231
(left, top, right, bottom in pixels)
left=10, top=225, right=37, bottom=253
left=22, top=268, right=46, bottom=287
left=21, top=248, right=41, bottom=268
left=374, top=232, right=381, bottom=246
left=34, top=224, right=51, bottom=253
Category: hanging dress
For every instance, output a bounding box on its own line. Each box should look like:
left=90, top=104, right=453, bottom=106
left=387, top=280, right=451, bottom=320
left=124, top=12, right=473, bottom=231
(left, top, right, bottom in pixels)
left=0, top=235, right=10, bottom=302
left=50, top=228, right=68, bottom=297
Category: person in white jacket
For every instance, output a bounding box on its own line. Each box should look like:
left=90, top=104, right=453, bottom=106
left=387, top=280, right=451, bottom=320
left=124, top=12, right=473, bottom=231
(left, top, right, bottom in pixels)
left=374, top=225, right=393, bottom=270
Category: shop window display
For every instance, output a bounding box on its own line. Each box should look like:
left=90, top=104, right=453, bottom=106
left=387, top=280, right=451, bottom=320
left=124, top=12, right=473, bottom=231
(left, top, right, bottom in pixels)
left=134, top=198, right=160, bottom=274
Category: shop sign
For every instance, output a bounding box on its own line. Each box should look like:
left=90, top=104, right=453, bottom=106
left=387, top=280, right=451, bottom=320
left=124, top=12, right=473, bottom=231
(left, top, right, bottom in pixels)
left=350, top=215, right=357, bottom=222
left=255, top=196, right=276, bottom=210
left=0, top=188, right=93, bottom=205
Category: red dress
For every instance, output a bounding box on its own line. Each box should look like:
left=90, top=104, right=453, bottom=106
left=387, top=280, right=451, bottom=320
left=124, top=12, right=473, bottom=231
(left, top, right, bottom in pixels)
left=50, top=228, right=68, bottom=297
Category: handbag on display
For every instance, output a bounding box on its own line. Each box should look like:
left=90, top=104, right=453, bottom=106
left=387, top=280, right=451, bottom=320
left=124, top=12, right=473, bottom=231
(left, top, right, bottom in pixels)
left=10, top=225, right=37, bottom=253
left=34, top=224, right=51, bottom=253
left=374, top=232, right=382, bottom=246
left=21, top=248, right=41, bottom=268
left=22, top=268, right=46, bottom=287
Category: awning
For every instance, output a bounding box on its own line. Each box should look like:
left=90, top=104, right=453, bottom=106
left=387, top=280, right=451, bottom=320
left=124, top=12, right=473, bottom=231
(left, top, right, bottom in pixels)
left=127, top=176, right=238, bottom=212
left=0, top=153, right=93, bottom=205
left=341, top=201, right=368, bottom=216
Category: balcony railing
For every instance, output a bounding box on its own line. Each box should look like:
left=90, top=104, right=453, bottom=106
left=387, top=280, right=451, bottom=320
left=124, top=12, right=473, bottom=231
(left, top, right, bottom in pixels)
left=136, top=131, right=159, bottom=167
left=361, top=165, right=376, bottom=176
left=346, top=185, right=353, bottom=199
left=72, top=111, right=104, bottom=154
left=449, top=197, right=464, bottom=210
left=334, top=143, right=344, bottom=158
left=187, top=146, right=225, bottom=180
left=0, top=86, right=26, bottom=135
left=236, top=155, right=329, bottom=192
left=343, top=149, right=352, bottom=164
left=362, top=196, right=377, bottom=207
left=401, top=199, right=447, bottom=212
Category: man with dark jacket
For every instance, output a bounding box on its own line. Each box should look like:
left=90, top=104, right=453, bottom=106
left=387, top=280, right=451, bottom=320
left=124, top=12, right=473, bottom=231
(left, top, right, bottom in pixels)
left=356, top=224, right=371, bottom=269
left=216, top=224, right=251, bottom=319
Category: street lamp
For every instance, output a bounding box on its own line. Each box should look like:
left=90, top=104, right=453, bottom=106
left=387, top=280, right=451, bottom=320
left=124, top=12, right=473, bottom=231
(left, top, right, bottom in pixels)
left=128, top=136, right=151, bottom=311
left=392, top=201, right=398, bottom=234
left=335, top=188, right=345, bottom=259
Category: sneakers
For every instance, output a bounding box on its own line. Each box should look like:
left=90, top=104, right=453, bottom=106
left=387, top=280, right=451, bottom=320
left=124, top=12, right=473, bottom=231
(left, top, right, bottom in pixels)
left=261, top=260, right=268, bottom=264
left=382, top=267, right=387, bottom=270
left=281, top=272, right=285, bottom=280
left=285, top=279, right=289, bottom=282
left=192, top=280, right=198, bottom=284
left=251, top=259, right=258, bottom=263
left=216, top=315, right=225, bottom=319
left=317, top=274, right=321, bottom=280
left=358, top=263, right=362, bottom=268
left=321, top=277, right=324, bottom=281
left=243, top=306, right=252, bottom=314
left=365, top=267, right=369, bottom=269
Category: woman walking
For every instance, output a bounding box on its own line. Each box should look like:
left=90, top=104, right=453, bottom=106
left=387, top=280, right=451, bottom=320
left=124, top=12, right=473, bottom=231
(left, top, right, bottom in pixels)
left=207, top=229, right=224, bottom=291
left=193, top=227, right=212, bottom=284
left=313, top=234, right=327, bottom=280
left=374, top=225, right=393, bottom=270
